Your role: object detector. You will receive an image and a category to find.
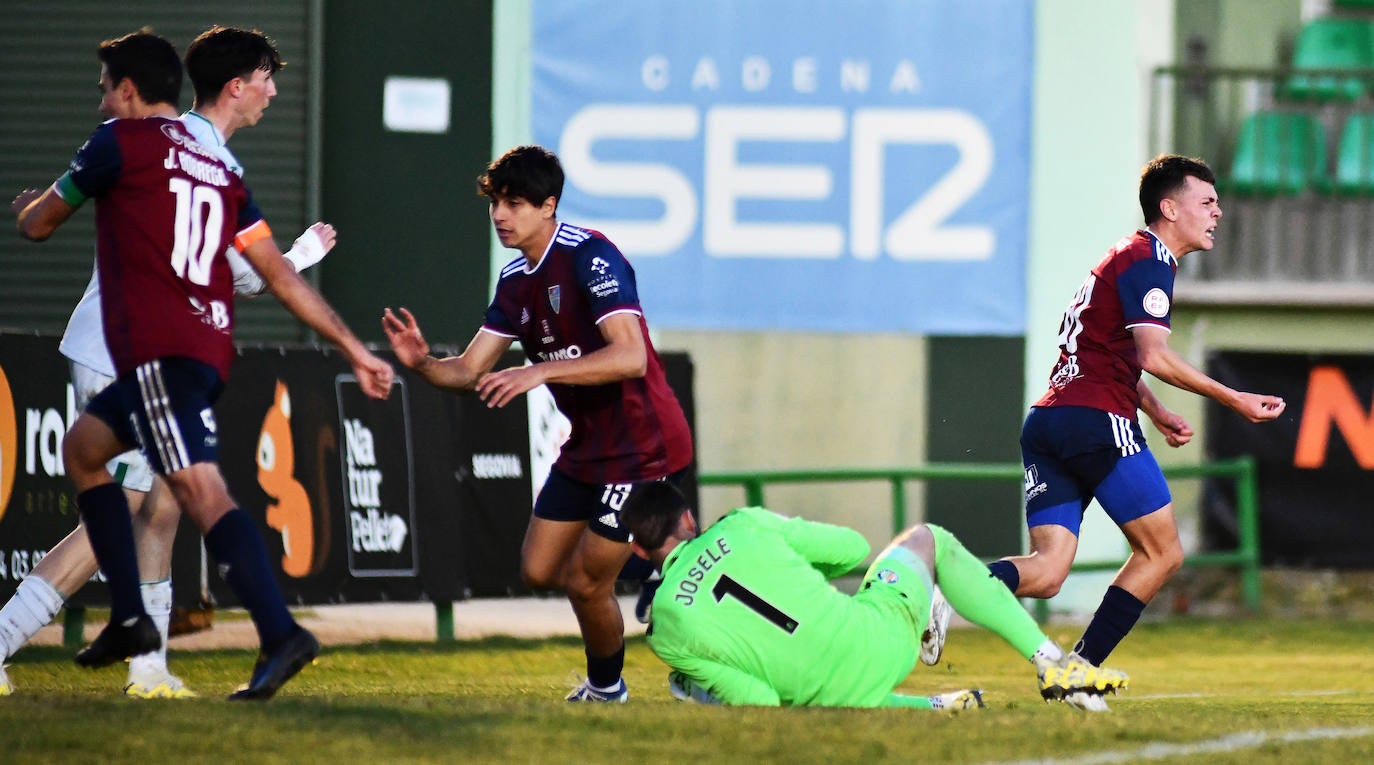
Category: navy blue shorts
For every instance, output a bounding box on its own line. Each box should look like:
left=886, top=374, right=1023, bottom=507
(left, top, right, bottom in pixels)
left=1020, top=406, right=1171, bottom=535
left=534, top=467, right=690, bottom=543
left=84, top=357, right=224, bottom=476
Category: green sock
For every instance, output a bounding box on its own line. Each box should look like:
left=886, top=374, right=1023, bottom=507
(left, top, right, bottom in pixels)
left=926, top=524, right=1046, bottom=659
left=882, top=692, right=935, bottom=710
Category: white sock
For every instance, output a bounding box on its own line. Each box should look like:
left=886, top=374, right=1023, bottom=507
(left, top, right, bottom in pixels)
left=1032, top=639, right=1065, bottom=665
left=0, top=576, right=65, bottom=661
left=128, top=579, right=172, bottom=678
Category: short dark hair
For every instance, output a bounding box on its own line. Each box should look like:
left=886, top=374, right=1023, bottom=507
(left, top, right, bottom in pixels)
left=1139, top=154, right=1216, bottom=225
left=98, top=29, right=182, bottom=107
left=620, top=481, right=692, bottom=552
left=184, top=26, right=284, bottom=106
left=478, top=145, right=564, bottom=207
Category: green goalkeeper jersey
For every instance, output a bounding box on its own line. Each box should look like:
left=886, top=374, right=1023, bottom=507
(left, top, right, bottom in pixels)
left=646, top=507, right=920, bottom=707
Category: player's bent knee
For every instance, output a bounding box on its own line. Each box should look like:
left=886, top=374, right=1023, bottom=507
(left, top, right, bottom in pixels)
left=1157, top=543, right=1185, bottom=576
left=1018, top=562, right=1071, bottom=598
left=520, top=561, right=563, bottom=591
left=562, top=569, right=615, bottom=603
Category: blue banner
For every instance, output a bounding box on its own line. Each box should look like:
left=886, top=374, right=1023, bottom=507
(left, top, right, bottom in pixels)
left=532, top=0, right=1031, bottom=334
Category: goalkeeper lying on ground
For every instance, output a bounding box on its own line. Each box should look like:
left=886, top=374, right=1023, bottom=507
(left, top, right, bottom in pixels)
left=620, top=482, right=1128, bottom=710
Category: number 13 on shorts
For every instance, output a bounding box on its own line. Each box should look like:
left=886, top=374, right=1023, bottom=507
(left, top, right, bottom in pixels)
left=601, top=483, right=632, bottom=511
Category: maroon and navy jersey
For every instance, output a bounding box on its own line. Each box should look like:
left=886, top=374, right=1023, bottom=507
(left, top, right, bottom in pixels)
left=1034, top=229, right=1177, bottom=419
left=54, top=117, right=270, bottom=379
left=482, top=222, right=693, bottom=483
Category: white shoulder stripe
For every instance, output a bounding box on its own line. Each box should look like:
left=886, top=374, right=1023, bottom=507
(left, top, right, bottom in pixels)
left=499, top=256, right=526, bottom=278
left=555, top=222, right=591, bottom=248
left=1153, top=237, right=1176, bottom=266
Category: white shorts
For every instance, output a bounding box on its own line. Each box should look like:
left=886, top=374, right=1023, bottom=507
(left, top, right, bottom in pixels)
left=70, top=360, right=155, bottom=492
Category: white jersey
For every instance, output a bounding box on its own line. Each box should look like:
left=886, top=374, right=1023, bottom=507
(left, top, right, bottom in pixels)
left=58, top=110, right=264, bottom=375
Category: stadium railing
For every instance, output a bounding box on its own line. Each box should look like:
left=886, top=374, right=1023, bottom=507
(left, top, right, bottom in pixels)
left=698, top=456, right=1262, bottom=617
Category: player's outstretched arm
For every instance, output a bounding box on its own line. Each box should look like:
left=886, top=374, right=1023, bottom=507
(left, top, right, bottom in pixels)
left=241, top=237, right=393, bottom=399
left=1132, top=325, right=1285, bottom=423
left=230, top=221, right=337, bottom=297
left=13, top=187, right=77, bottom=242
left=381, top=307, right=509, bottom=391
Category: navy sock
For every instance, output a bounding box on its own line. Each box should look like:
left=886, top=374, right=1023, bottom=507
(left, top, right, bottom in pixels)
left=77, top=483, right=145, bottom=622
left=987, top=560, right=1021, bottom=593
left=204, top=509, right=296, bottom=650
left=1074, top=585, right=1147, bottom=666
left=586, top=643, right=625, bottom=690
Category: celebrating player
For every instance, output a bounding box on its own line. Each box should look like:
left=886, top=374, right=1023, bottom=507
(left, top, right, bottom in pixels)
left=985, top=155, right=1285, bottom=700
left=383, top=145, right=693, bottom=702
left=13, top=29, right=393, bottom=700
left=0, top=25, right=332, bottom=700
left=620, top=481, right=1128, bottom=708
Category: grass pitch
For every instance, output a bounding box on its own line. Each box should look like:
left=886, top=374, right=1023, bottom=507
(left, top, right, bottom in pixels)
left=1, top=618, right=1371, bottom=764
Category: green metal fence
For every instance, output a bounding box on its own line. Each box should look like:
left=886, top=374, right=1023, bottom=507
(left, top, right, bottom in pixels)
left=699, top=456, right=1263, bottom=613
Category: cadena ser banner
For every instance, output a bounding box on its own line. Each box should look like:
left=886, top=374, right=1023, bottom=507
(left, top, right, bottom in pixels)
left=1205, top=351, right=1374, bottom=568
left=531, top=0, right=1032, bottom=334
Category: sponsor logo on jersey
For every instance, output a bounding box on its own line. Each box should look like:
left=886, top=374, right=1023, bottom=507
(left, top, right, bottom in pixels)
left=590, top=256, right=610, bottom=275
left=537, top=345, right=584, bottom=362
left=548, top=285, right=562, bottom=314
left=0, top=363, right=16, bottom=520
left=1049, top=353, right=1082, bottom=390
left=876, top=568, right=899, bottom=584
left=159, top=122, right=222, bottom=162
left=520, top=308, right=531, bottom=325
left=1142, top=287, right=1170, bottom=318
left=590, top=277, right=620, bottom=298
left=597, top=511, right=619, bottom=528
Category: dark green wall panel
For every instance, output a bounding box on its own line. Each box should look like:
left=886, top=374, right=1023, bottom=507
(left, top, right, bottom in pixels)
left=925, top=336, right=1025, bottom=558
left=320, top=0, right=494, bottom=344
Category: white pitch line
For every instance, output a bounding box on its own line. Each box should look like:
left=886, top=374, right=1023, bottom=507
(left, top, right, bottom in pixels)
left=1128, top=689, right=1356, bottom=700
left=984, top=726, right=1374, bottom=765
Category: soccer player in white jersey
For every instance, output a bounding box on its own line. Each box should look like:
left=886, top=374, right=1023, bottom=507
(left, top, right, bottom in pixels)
left=0, top=26, right=331, bottom=699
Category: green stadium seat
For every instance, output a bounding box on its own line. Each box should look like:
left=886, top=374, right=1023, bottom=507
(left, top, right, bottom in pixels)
left=1282, top=17, right=1374, bottom=102
left=1227, top=111, right=1330, bottom=196
left=1336, top=112, right=1374, bottom=195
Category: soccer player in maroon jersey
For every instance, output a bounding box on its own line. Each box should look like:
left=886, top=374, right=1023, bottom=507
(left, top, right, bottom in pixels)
left=984, top=155, right=1285, bottom=705
left=13, top=30, right=393, bottom=700
left=383, top=145, right=694, bottom=702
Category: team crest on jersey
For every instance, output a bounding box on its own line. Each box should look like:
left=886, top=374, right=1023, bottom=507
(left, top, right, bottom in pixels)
left=548, top=285, right=561, bottom=314
left=876, top=569, right=899, bottom=584
left=1142, top=288, right=1170, bottom=318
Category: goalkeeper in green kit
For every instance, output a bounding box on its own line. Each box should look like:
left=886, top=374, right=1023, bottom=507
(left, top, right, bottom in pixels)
left=621, top=482, right=1129, bottom=709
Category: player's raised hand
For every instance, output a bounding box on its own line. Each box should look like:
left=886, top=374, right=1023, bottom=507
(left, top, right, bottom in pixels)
left=353, top=350, right=394, bottom=400
left=284, top=222, right=336, bottom=271
left=382, top=307, right=429, bottom=369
